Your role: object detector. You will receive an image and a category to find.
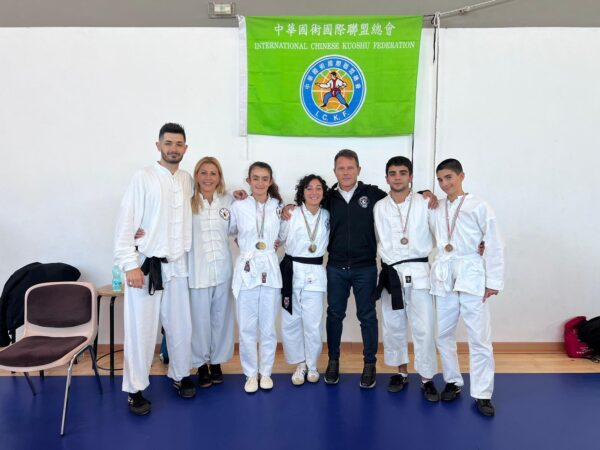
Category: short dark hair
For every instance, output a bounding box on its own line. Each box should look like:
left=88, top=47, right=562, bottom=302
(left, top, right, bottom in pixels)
left=436, top=158, right=463, bottom=174
left=334, top=149, right=359, bottom=167
left=159, top=123, right=186, bottom=141
left=294, top=174, right=329, bottom=207
left=386, top=156, right=413, bottom=176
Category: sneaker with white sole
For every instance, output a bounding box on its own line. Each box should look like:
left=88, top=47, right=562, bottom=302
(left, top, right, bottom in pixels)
left=291, top=364, right=307, bottom=386
left=259, top=375, right=274, bottom=390
left=307, top=370, right=320, bottom=383
left=244, top=375, right=259, bottom=393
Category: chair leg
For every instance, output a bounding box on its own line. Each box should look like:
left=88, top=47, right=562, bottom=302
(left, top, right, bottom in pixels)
left=87, top=345, right=103, bottom=395
left=60, top=347, right=88, bottom=436
left=23, top=373, right=36, bottom=395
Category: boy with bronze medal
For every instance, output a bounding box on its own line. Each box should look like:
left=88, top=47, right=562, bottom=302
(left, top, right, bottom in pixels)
left=430, top=159, right=505, bottom=417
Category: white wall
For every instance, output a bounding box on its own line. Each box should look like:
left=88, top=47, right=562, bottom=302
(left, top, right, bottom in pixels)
left=1, top=27, right=597, bottom=343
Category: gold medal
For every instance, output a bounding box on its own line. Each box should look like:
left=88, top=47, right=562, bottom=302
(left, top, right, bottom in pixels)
left=308, top=243, right=317, bottom=253
left=400, top=237, right=409, bottom=245
left=256, top=241, right=267, bottom=250
left=444, top=243, right=454, bottom=252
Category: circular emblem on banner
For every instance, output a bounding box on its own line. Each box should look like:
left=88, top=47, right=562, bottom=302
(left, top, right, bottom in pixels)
left=300, top=55, right=366, bottom=127
left=358, top=196, right=369, bottom=208
left=219, top=208, right=230, bottom=221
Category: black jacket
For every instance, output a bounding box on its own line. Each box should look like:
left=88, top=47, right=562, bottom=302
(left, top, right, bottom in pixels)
left=325, top=181, right=386, bottom=269
left=0, top=262, right=81, bottom=347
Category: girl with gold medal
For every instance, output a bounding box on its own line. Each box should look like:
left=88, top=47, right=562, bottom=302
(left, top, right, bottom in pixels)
left=229, top=162, right=283, bottom=393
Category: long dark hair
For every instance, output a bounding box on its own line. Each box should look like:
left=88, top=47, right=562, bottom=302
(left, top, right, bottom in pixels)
left=247, top=161, right=283, bottom=204
left=294, top=174, right=328, bottom=207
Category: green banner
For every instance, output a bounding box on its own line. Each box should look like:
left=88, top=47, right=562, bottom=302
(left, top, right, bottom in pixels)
left=242, top=15, right=422, bottom=137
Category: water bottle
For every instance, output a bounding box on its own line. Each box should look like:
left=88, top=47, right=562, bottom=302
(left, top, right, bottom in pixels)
left=112, top=265, right=122, bottom=292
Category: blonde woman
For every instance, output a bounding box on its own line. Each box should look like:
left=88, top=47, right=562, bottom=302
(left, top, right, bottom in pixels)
left=136, top=156, right=235, bottom=387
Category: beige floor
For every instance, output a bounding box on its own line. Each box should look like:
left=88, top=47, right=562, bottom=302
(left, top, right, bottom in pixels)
left=1, top=344, right=599, bottom=377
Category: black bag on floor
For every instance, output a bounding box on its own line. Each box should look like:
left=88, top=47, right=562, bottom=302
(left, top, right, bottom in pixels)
left=578, top=316, right=600, bottom=353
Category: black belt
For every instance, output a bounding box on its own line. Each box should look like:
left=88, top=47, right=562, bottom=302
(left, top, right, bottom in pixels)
left=372, top=257, right=428, bottom=310
left=140, top=256, right=168, bottom=295
left=280, top=254, right=324, bottom=315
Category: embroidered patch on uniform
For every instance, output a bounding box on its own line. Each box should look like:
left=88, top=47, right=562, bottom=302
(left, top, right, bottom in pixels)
left=405, top=276, right=412, bottom=284
left=219, top=208, right=230, bottom=221
left=358, top=196, right=369, bottom=208
left=325, top=218, right=330, bottom=230
left=283, top=297, right=290, bottom=309
left=276, top=206, right=283, bottom=218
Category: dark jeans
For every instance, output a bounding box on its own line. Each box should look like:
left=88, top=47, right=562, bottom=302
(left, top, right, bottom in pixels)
left=326, top=265, right=378, bottom=363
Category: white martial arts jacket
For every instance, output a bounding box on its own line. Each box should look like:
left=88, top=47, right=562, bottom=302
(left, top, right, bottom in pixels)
left=374, top=192, right=434, bottom=290
left=278, top=204, right=330, bottom=292
left=114, top=162, right=193, bottom=275
left=229, top=196, right=283, bottom=298
left=188, top=192, right=234, bottom=289
left=430, top=194, right=504, bottom=297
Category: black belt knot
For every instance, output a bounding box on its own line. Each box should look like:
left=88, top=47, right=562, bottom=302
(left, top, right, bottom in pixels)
left=280, top=254, right=324, bottom=315
left=372, top=257, right=428, bottom=310
left=140, top=256, right=168, bottom=295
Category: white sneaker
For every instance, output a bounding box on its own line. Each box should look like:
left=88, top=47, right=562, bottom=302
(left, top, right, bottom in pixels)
left=306, top=370, right=320, bottom=383
left=291, top=364, right=307, bottom=385
left=244, top=375, right=258, bottom=393
left=259, top=375, right=274, bottom=390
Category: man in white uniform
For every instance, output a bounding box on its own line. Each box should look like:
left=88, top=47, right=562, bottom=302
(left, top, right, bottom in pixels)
left=373, top=157, right=439, bottom=402
left=114, top=123, right=195, bottom=415
left=430, top=158, right=504, bottom=417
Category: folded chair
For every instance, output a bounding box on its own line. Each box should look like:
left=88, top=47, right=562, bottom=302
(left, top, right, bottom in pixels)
left=0, top=282, right=102, bottom=435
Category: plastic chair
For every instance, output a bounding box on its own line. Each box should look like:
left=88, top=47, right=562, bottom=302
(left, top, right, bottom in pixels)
left=0, top=282, right=103, bottom=435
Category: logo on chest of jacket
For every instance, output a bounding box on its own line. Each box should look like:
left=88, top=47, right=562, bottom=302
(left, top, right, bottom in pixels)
left=358, top=196, right=369, bottom=208
left=219, top=208, right=230, bottom=221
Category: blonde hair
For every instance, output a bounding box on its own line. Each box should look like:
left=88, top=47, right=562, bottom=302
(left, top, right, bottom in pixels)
left=191, top=157, right=226, bottom=214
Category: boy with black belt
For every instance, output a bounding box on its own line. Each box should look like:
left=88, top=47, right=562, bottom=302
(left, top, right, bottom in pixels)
left=373, top=156, right=439, bottom=401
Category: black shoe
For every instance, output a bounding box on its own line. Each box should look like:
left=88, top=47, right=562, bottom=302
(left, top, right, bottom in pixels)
left=324, top=358, right=339, bottom=385
left=388, top=374, right=408, bottom=393
left=197, top=364, right=212, bottom=388
left=476, top=399, right=495, bottom=417
left=210, top=364, right=224, bottom=384
left=441, top=382, right=461, bottom=401
left=128, top=391, right=151, bottom=416
left=174, top=376, right=197, bottom=399
left=421, top=380, right=440, bottom=402
left=360, top=363, right=377, bottom=389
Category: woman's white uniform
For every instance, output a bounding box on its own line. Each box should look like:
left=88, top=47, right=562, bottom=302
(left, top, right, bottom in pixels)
left=114, top=162, right=194, bottom=393
left=373, top=192, right=438, bottom=380
left=430, top=194, right=504, bottom=400
left=188, top=192, right=235, bottom=368
left=229, top=196, right=283, bottom=378
left=278, top=205, right=330, bottom=372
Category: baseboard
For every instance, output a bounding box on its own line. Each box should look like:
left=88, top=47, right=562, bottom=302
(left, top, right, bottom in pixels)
left=96, top=342, right=564, bottom=355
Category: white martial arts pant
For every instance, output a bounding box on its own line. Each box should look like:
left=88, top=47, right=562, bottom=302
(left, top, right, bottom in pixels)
left=190, top=281, right=235, bottom=367
left=235, top=286, right=280, bottom=377
left=436, top=290, right=494, bottom=399
left=381, top=288, right=438, bottom=380
left=281, top=288, right=324, bottom=372
left=122, top=276, right=192, bottom=393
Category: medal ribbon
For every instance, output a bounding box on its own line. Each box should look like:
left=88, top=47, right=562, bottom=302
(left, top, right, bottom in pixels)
left=394, top=191, right=413, bottom=237
left=445, top=194, right=468, bottom=244
left=300, top=205, right=321, bottom=247
left=255, top=198, right=266, bottom=241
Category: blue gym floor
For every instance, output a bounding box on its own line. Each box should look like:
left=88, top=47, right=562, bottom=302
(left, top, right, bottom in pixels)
left=0, top=373, right=598, bottom=450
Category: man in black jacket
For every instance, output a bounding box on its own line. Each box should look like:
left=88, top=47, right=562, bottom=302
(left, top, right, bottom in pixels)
left=323, top=149, right=386, bottom=388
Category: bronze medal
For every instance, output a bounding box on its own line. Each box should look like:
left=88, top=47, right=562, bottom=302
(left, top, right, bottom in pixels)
left=444, top=243, right=454, bottom=252
left=256, top=241, right=267, bottom=250
left=308, top=243, right=317, bottom=253
left=400, top=237, right=409, bottom=245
